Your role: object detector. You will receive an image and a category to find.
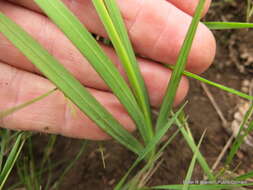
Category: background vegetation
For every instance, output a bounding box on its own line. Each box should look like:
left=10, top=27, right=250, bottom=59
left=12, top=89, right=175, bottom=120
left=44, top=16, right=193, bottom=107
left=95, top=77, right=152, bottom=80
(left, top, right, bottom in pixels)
left=0, top=0, right=253, bottom=189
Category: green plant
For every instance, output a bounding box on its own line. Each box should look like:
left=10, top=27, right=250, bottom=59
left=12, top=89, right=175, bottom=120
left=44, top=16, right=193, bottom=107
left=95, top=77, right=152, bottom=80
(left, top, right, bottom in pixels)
left=0, top=0, right=253, bottom=189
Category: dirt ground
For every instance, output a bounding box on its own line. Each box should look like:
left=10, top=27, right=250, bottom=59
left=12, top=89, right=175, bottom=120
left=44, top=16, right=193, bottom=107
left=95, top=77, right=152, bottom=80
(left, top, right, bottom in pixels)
left=7, top=1, right=253, bottom=189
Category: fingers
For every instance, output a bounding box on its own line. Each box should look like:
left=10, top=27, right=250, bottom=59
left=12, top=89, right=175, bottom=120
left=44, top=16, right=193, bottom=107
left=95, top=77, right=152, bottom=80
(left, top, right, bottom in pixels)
left=0, top=63, right=134, bottom=140
left=6, top=0, right=216, bottom=74
left=0, top=63, right=186, bottom=139
left=167, top=0, right=212, bottom=17
left=0, top=1, right=189, bottom=108
left=121, top=0, right=215, bottom=74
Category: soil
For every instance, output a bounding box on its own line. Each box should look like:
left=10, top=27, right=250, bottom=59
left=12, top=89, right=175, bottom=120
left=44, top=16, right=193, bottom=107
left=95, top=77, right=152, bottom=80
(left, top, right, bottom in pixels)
left=7, top=1, right=253, bottom=189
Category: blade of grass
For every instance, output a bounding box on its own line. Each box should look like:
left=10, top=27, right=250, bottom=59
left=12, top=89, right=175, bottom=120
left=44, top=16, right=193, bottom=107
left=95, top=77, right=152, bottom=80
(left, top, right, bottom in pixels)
left=27, top=137, right=40, bottom=190
left=0, top=87, right=55, bottom=186
left=34, top=0, right=149, bottom=145
left=17, top=147, right=40, bottom=190
left=0, top=132, right=26, bottom=189
left=10, top=157, right=66, bottom=190
left=183, top=130, right=206, bottom=190
left=122, top=129, right=182, bottom=190
left=175, top=112, right=215, bottom=180
left=38, top=135, right=57, bottom=185
left=0, top=88, right=57, bottom=119
left=167, top=65, right=253, bottom=101
left=151, top=183, right=253, bottom=190
left=156, top=0, right=206, bottom=131
left=204, top=22, right=253, bottom=30
left=235, top=170, right=253, bottom=181
left=92, top=0, right=154, bottom=144
left=226, top=103, right=253, bottom=166
left=51, top=140, right=88, bottom=189
left=40, top=135, right=57, bottom=173
left=44, top=157, right=53, bottom=190
left=0, top=131, right=25, bottom=173
left=0, top=130, right=10, bottom=171
left=0, top=13, right=143, bottom=155
left=114, top=104, right=186, bottom=190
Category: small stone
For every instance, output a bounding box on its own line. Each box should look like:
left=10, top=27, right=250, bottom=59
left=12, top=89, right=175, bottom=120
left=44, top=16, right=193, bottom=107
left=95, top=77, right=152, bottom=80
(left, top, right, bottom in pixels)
left=238, top=103, right=249, bottom=115
left=242, top=79, right=250, bottom=87
left=231, top=120, right=240, bottom=137
left=241, top=86, right=249, bottom=93
left=234, top=111, right=242, bottom=121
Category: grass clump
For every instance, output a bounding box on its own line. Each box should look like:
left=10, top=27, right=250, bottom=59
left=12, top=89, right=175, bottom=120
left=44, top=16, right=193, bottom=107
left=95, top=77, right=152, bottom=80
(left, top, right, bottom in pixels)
left=0, top=0, right=253, bottom=189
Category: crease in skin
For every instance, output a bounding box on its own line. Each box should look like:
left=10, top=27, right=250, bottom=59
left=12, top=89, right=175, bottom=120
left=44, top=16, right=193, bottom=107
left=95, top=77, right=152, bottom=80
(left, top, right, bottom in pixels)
left=66, top=0, right=76, bottom=11
left=150, top=7, right=171, bottom=57
left=127, top=0, right=145, bottom=34
left=62, top=94, right=71, bottom=137
left=37, top=17, right=57, bottom=59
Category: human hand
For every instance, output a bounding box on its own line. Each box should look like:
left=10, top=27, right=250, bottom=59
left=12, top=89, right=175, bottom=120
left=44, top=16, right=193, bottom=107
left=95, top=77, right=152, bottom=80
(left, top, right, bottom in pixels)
left=0, top=0, right=216, bottom=140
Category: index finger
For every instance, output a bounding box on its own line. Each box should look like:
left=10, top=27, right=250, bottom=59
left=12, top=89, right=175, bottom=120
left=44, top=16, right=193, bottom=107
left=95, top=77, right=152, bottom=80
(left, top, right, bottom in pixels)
left=168, top=0, right=212, bottom=17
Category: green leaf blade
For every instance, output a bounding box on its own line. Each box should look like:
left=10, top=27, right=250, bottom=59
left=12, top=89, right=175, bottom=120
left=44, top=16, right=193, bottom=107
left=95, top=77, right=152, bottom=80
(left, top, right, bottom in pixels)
left=204, top=21, right=253, bottom=30
left=0, top=13, right=142, bottom=155
left=183, top=130, right=206, bottom=190
left=0, top=133, right=26, bottom=189
left=103, top=0, right=154, bottom=135
left=156, top=0, right=206, bottom=131
left=0, top=89, right=57, bottom=119
left=114, top=105, right=185, bottom=190
left=92, top=0, right=154, bottom=144
left=152, top=183, right=253, bottom=190
left=175, top=112, right=214, bottom=180
left=34, top=0, right=151, bottom=145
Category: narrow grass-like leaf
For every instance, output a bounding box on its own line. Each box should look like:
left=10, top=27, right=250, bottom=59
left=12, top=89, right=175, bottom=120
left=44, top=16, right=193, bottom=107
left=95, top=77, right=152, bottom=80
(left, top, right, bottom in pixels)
left=17, top=155, right=41, bottom=190
left=34, top=0, right=149, bottom=146
left=156, top=0, right=206, bottom=131
left=0, top=130, right=10, bottom=172
left=235, top=170, right=253, bottom=180
left=151, top=183, right=253, bottom=190
left=27, top=138, right=40, bottom=190
left=40, top=135, right=57, bottom=174
left=204, top=22, right=253, bottom=30
left=11, top=157, right=66, bottom=190
left=120, top=129, right=181, bottom=190
left=167, top=65, right=253, bottom=101
left=183, top=130, right=206, bottom=190
left=114, top=104, right=185, bottom=190
left=226, top=103, right=253, bottom=166
left=0, top=131, right=21, bottom=171
left=0, top=132, right=26, bottom=189
left=92, top=0, right=154, bottom=143
left=0, top=13, right=142, bottom=154
left=51, top=140, right=88, bottom=189
left=0, top=88, right=56, bottom=119
left=127, top=130, right=181, bottom=190
left=38, top=135, right=57, bottom=187
left=175, top=113, right=215, bottom=180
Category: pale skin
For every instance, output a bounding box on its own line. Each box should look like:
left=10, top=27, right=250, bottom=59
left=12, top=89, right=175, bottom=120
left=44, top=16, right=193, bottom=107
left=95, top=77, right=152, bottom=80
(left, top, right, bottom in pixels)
left=0, top=0, right=216, bottom=140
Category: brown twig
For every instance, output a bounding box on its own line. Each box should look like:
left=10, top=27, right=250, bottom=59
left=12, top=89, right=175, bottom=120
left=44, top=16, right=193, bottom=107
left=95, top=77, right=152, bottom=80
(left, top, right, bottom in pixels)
left=200, top=83, right=229, bottom=127
left=200, top=82, right=233, bottom=171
